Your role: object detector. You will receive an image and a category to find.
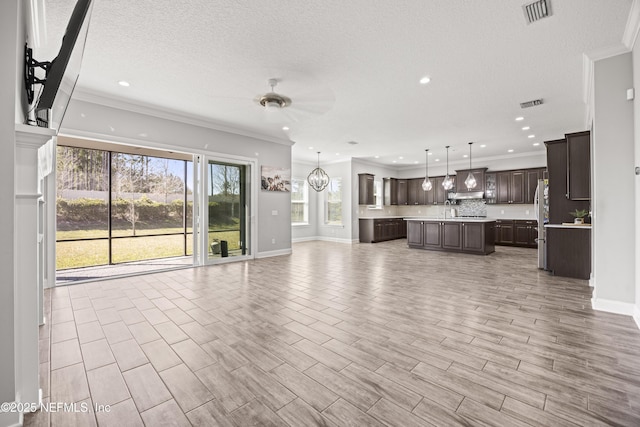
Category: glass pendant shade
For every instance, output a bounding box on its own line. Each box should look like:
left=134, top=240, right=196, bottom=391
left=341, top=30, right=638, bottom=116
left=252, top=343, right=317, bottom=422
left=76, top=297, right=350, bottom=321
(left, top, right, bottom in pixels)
left=422, top=148, right=432, bottom=191
left=465, top=141, right=477, bottom=190
left=307, top=152, right=330, bottom=192
left=464, top=173, right=477, bottom=189
left=442, top=145, right=453, bottom=190
left=422, top=178, right=432, bottom=191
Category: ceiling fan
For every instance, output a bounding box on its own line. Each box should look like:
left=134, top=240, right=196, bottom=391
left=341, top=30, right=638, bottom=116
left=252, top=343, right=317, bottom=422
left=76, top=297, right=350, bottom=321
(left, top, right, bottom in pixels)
left=257, top=78, right=291, bottom=111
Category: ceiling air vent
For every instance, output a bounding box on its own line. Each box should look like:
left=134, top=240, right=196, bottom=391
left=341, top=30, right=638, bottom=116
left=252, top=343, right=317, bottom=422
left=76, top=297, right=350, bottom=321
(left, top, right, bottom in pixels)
left=520, top=99, right=543, bottom=109
left=523, top=0, right=551, bottom=25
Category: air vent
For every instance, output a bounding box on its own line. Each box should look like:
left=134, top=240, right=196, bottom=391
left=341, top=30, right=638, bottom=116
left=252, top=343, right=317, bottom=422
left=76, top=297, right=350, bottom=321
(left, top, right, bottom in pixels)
left=523, top=0, right=551, bottom=25
left=520, top=99, right=543, bottom=109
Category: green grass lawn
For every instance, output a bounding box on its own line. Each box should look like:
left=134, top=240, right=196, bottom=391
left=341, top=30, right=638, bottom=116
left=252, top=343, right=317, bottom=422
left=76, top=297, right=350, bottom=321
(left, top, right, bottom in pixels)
left=56, top=228, right=242, bottom=270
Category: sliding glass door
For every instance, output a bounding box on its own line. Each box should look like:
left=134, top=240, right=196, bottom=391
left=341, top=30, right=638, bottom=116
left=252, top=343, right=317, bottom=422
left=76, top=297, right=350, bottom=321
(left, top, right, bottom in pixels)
left=202, top=158, right=252, bottom=263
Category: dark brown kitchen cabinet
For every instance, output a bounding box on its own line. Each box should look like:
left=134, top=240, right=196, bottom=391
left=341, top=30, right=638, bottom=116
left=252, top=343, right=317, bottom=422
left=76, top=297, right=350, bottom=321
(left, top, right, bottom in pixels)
left=397, top=179, right=408, bottom=205
left=384, top=178, right=398, bottom=205
left=359, top=218, right=406, bottom=243
left=497, top=170, right=525, bottom=204
left=455, top=168, right=487, bottom=193
left=358, top=173, right=375, bottom=205
left=407, top=220, right=494, bottom=254
left=494, top=220, right=515, bottom=245
left=546, top=227, right=591, bottom=279
left=462, top=221, right=495, bottom=254
left=566, top=131, right=590, bottom=201
left=525, top=168, right=545, bottom=204
left=433, top=176, right=455, bottom=204
left=442, top=222, right=462, bottom=250
left=545, top=139, right=590, bottom=224
left=514, top=220, right=537, bottom=247
left=408, top=178, right=427, bottom=205
left=423, top=221, right=442, bottom=248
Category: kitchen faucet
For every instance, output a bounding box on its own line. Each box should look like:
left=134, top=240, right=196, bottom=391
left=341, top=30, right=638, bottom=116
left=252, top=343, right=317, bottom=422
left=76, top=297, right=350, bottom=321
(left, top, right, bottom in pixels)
left=443, top=199, right=451, bottom=219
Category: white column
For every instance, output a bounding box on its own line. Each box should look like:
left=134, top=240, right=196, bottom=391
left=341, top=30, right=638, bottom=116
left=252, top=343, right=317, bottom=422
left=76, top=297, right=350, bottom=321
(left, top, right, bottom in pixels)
left=14, top=124, right=55, bottom=409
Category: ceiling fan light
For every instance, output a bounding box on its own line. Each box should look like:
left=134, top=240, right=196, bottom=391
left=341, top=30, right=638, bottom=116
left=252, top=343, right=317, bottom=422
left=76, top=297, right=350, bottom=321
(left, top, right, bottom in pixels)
left=265, top=100, right=281, bottom=111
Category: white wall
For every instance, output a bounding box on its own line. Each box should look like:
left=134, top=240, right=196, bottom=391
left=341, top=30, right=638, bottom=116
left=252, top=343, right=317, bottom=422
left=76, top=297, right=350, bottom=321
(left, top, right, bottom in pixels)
left=633, top=36, right=640, bottom=325
left=592, top=53, right=636, bottom=309
left=2, top=1, right=20, bottom=425
left=62, top=99, right=293, bottom=256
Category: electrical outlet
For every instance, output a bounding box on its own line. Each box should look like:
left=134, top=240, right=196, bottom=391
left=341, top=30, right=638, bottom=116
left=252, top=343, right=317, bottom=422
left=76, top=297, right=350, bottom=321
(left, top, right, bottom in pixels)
left=271, top=210, right=278, bottom=216
left=271, top=238, right=275, bottom=244
left=526, top=209, right=530, bottom=215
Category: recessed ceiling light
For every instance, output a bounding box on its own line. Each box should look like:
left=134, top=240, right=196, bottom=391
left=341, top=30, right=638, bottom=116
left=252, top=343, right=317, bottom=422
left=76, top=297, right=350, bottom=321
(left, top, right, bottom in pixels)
left=335, top=153, right=340, bottom=156
left=522, top=126, right=530, bottom=131
left=80, top=113, right=86, bottom=118
left=392, top=160, right=397, bottom=163
left=463, top=154, right=468, bottom=158
left=528, top=134, right=535, bottom=139
left=398, top=156, right=404, bottom=159
left=419, top=76, right=431, bottom=85
left=308, top=146, right=314, bottom=150
left=282, top=126, right=289, bottom=131
left=533, top=142, right=540, bottom=146
left=508, top=149, right=514, bottom=153
left=139, top=133, right=147, bottom=137
left=118, top=81, right=130, bottom=87
left=515, top=116, right=524, bottom=121
left=435, top=159, right=440, bottom=162
left=374, top=155, right=379, bottom=158
left=428, top=152, right=433, bottom=156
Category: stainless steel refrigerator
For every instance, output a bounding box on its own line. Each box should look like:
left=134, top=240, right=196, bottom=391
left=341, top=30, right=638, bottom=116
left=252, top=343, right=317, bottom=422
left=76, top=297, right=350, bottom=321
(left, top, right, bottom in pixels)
left=534, top=178, right=549, bottom=269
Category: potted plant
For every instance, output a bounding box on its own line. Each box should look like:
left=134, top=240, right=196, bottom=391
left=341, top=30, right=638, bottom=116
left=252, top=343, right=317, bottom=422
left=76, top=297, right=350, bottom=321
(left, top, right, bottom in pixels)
left=569, top=208, right=589, bottom=224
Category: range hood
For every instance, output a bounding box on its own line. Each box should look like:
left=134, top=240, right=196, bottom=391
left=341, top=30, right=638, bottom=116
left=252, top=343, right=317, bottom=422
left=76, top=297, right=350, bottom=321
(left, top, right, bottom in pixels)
left=449, top=191, right=484, bottom=200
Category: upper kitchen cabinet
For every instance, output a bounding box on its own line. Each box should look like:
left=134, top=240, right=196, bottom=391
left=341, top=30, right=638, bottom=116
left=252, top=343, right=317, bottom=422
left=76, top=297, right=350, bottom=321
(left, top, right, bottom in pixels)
left=566, top=131, right=591, bottom=200
left=384, top=178, right=409, bottom=205
left=455, top=168, right=487, bottom=193
left=545, top=138, right=590, bottom=224
left=496, top=170, right=525, bottom=204
left=358, top=173, right=375, bottom=205
left=525, top=168, right=546, bottom=204
left=408, top=178, right=427, bottom=205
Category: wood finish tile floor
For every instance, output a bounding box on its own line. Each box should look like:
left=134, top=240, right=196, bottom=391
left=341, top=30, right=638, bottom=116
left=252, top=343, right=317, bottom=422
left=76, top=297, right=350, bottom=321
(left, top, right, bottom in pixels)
left=26, top=240, right=640, bottom=426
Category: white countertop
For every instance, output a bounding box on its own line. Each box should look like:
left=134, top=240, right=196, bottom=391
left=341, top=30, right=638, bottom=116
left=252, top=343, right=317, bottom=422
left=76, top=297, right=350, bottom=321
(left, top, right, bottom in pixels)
left=359, top=216, right=405, bottom=220
left=545, top=223, right=592, bottom=229
left=404, top=217, right=495, bottom=223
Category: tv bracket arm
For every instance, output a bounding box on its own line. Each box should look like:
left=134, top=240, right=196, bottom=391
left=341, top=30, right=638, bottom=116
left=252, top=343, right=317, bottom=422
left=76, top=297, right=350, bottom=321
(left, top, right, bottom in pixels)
left=24, top=44, right=51, bottom=105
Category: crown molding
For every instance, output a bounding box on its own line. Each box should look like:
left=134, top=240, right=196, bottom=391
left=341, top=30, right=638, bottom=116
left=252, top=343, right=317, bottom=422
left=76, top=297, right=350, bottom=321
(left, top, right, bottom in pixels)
left=72, top=88, right=294, bottom=147
left=623, top=0, right=640, bottom=49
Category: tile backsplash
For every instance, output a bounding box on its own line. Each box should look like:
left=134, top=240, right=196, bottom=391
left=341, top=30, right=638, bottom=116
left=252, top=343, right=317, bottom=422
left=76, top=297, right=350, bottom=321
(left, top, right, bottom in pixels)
left=457, top=199, right=487, bottom=217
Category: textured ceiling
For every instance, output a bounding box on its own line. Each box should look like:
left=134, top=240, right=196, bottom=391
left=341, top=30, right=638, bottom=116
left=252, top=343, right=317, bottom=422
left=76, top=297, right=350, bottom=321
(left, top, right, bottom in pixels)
left=37, top=0, right=632, bottom=166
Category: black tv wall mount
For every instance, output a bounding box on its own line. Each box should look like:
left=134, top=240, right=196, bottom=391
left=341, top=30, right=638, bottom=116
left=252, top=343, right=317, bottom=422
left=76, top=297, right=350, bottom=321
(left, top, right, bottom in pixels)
left=24, top=44, right=51, bottom=105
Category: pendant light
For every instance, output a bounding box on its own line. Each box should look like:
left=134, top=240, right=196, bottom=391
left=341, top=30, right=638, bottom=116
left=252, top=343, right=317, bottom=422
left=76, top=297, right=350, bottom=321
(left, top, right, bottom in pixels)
left=464, top=142, right=477, bottom=190
left=442, top=146, right=454, bottom=190
left=307, top=152, right=330, bottom=192
left=422, top=149, right=432, bottom=191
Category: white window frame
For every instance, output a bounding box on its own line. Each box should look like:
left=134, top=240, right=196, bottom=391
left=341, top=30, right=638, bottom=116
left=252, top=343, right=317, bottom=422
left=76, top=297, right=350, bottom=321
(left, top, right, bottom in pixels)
left=325, top=177, right=343, bottom=226
left=291, top=178, right=309, bottom=226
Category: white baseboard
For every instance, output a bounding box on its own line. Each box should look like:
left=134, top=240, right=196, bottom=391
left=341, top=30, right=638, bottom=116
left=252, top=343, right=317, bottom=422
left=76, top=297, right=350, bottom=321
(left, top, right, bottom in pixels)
left=292, top=236, right=356, bottom=244
left=292, top=236, right=318, bottom=243
left=255, top=248, right=292, bottom=259
left=591, top=297, right=636, bottom=316
left=634, top=305, right=640, bottom=329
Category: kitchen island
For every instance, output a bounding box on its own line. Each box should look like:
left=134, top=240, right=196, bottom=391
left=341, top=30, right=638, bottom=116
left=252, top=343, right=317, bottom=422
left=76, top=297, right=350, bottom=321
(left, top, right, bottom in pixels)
left=405, top=218, right=496, bottom=255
